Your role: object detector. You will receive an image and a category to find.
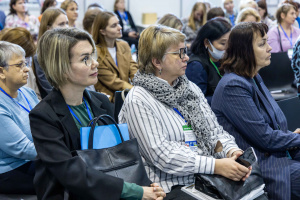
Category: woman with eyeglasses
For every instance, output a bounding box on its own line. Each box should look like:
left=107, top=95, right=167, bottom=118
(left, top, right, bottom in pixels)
left=30, top=27, right=165, bottom=200
left=186, top=18, right=231, bottom=105
left=92, top=11, right=138, bottom=102
left=119, top=25, right=251, bottom=199
left=0, top=41, right=39, bottom=194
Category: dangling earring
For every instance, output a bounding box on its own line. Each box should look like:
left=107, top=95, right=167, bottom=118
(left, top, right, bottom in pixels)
left=159, top=68, right=162, bottom=75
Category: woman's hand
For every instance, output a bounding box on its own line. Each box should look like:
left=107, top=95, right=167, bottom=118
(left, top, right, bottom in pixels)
left=142, top=183, right=166, bottom=200
left=214, top=155, right=250, bottom=181
left=128, top=31, right=139, bottom=38
left=293, top=128, right=300, bottom=134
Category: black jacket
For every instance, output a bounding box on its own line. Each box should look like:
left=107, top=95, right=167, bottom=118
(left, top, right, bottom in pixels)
left=187, top=53, right=221, bottom=98
left=29, top=89, right=123, bottom=200
left=115, top=10, right=138, bottom=37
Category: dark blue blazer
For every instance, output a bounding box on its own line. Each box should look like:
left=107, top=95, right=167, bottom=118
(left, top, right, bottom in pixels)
left=211, top=73, right=300, bottom=200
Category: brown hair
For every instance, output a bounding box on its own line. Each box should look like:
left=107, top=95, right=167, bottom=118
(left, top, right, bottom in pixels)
left=60, top=0, right=78, bottom=11
left=257, top=1, right=268, bottom=18
left=83, top=8, right=102, bottom=34
left=113, top=0, right=123, bottom=12
left=38, top=7, right=66, bottom=41
left=92, top=11, right=116, bottom=60
left=188, top=2, right=207, bottom=31
left=276, top=3, right=297, bottom=24
left=207, top=7, right=225, bottom=21
left=9, top=0, right=28, bottom=15
left=221, top=22, right=268, bottom=78
left=41, top=0, right=57, bottom=14
left=0, top=27, right=35, bottom=57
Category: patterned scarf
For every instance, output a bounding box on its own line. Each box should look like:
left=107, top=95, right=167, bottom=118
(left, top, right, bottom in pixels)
left=133, top=71, right=214, bottom=155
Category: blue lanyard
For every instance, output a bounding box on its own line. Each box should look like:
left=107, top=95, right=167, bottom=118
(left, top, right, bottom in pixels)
left=173, top=108, right=187, bottom=122
left=0, top=87, right=32, bottom=113
left=67, top=98, right=93, bottom=126
left=229, top=14, right=235, bottom=26
left=280, top=24, right=293, bottom=48
left=118, top=11, right=128, bottom=22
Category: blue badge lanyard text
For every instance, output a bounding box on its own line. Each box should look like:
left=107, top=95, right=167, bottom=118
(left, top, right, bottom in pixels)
left=67, top=98, right=93, bottom=126
left=0, top=87, right=32, bottom=113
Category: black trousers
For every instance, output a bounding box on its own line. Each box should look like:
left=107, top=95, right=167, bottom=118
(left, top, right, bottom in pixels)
left=0, top=161, right=35, bottom=194
left=164, top=185, right=197, bottom=200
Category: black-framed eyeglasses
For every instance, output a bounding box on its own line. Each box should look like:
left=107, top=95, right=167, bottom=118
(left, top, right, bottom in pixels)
left=164, top=47, right=187, bottom=59
left=7, top=61, right=29, bottom=69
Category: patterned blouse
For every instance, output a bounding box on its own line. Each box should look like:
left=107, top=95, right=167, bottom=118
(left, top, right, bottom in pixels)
left=5, top=14, right=39, bottom=40
left=291, top=39, right=300, bottom=98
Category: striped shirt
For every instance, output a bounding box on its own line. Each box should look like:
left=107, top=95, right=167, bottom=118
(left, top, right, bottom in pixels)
left=119, top=79, right=239, bottom=192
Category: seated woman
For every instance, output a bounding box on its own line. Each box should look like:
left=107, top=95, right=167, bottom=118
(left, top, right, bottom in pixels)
left=119, top=25, right=251, bottom=198
left=182, top=2, right=207, bottom=47
left=235, top=7, right=261, bottom=24
left=5, top=0, right=39, bottom=41
left=0, top=41, right=39, bottom=194
left=34, top=7, right=69, bottom=99
left=114, top=0, right=139, bottom=48
left=60, top=0, right=78, bottom=28
left=0, top=27, right=39, bottom=98
left=211, top=22, right=300, bottom=200
left=186, top=18, right=231, bottom=105
left=268, top=3, right=300, bottom=53
left=30, top=27, right=165, bottom=200
left=92, top=11, right=138, bottom=102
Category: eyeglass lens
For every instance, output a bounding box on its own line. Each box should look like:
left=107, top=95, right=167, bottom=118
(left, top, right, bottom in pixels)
left=180, top=48, right=187, bottom=59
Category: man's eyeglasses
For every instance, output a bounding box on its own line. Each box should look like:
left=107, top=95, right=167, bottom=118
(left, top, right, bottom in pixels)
left=82, top=52, right=97, bottom=67
left=7, top=62, right=29, bottom=69
left=164, top=47, right=187, bottom=59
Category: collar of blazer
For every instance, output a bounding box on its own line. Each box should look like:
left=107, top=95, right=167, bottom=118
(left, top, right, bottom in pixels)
left=249, top=75, right=279, bottom=130
left=50, top=88, right=107, bottom=149
left=101, top=40, right=128, bottom=72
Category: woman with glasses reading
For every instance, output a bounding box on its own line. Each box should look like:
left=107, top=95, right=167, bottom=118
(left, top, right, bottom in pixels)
left=0, top=41, right=39, bottom=194
left=92, top=11, right=138, bottom=102
left=119, top=25, right=251, bottom=199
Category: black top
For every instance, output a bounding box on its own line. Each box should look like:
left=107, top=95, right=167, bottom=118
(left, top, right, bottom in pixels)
left=29, top=89, right=123, bottom=200
left=115, top=10, right=138, bottom=37
left=187, top=53, right=221, bottom=98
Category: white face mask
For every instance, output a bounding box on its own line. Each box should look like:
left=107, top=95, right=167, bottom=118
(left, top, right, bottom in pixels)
left=207, top=40, right=225, bottom=60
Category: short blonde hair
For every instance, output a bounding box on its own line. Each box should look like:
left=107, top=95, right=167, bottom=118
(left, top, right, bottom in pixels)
left=37, top=28, right=96, bottom=89
left=239, top=0, right=258, bottom=11
left=60, top=0, right=78, bottom=11
left=157, top=13, right=183, bottom=30
left=235, top=7, right=261, bottom=24
left=138, top=25, right=186, bottom=74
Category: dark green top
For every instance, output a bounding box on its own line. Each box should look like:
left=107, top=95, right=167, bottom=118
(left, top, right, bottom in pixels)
left=68, top=101, right=143, bottom=200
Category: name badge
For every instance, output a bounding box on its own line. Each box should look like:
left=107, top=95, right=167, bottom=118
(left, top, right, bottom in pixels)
left=183, top=125, right=197, bottom=151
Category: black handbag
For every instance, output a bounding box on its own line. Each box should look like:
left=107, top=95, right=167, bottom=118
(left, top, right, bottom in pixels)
left=72, top=114, right=151, bottom=186
left=195, top=162, right=267, bottom=200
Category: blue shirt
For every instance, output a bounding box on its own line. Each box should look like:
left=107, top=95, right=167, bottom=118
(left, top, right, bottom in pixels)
left=0, top=10, right=6, bottom=31
left=0, top=87, right=39, bottom=174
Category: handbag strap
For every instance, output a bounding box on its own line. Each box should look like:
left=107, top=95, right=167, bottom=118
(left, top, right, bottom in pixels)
left=277, top=26, right=283, bottom=52
left=88, top=114, right=125, bottom=149
left=121, top=89, right=130, bottom=101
